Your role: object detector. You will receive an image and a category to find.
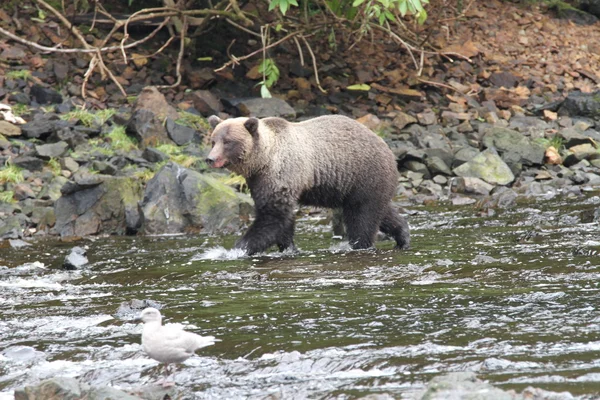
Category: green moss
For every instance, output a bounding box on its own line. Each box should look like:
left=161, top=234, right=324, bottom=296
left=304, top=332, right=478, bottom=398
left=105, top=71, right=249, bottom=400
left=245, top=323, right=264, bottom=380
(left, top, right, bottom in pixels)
left=47, top=158, right=62, bottom=176
left=0, top=190, right=15, bottom=203
left=176, top=111, right=210, bottom=131
left=155, top=143, right=203, bottom=168
left=6, top=70, right=31, bottom=80
left=0, top=164, right=24, bottom=184
left=61, top=108, right=117, bottom=128
left=106, top=125, right=137, bottom=152
left=11, top=104, right=30, bottom=115
left=222, top=173, right=249, bottom=193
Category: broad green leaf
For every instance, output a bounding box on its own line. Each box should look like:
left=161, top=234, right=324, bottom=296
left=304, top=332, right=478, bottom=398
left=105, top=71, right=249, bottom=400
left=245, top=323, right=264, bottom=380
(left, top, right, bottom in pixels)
left=353, top=0, right=366, bottom=6
left=346, top=84, right=371, bottom=91
left=268, top=0, right=279, bottom=12
left=261, top=85, right=272, bottom=98
left=399, top=0, right=407, bottom=16
left=280, top=0, right=288, bottom=15
left=289, top=0, right=299, bottom=6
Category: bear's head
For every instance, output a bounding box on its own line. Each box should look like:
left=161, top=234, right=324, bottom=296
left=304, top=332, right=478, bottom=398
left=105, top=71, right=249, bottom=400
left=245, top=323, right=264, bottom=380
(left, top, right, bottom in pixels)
left=206, top=116, right=261, bottom=176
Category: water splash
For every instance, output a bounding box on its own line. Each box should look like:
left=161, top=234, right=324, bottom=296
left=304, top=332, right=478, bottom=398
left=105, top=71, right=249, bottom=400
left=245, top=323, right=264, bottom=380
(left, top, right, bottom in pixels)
left=192, top=246, right=247, bottom=261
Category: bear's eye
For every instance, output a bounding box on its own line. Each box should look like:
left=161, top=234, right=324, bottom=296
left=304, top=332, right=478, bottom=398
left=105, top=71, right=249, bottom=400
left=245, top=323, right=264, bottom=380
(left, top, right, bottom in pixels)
left=223, top=139, right=232, bottom=145
left=211, top=140, right=215, bottom=146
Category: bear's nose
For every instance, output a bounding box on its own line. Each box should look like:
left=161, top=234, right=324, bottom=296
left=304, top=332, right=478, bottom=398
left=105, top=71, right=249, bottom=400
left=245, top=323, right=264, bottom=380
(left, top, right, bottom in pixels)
left=205, top=156, right=215, bottom=166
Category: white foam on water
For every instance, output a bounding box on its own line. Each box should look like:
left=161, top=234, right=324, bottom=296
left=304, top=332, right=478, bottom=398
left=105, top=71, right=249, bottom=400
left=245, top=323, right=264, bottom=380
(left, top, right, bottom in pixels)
left=192, top=246, right=247, bottom=261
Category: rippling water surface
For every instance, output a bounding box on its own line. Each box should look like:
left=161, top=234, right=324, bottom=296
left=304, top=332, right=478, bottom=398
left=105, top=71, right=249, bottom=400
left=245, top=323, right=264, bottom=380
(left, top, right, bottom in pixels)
left=2, top=195, right=600, bottom=399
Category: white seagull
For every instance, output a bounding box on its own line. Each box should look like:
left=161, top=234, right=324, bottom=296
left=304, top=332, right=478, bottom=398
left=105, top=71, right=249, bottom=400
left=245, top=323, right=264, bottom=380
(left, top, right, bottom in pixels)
left=137, top=307, right=217, bottom=386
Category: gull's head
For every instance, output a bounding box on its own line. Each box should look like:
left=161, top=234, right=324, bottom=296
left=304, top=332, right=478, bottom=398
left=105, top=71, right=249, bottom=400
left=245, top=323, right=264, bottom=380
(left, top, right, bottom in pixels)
left=138, top=307, right=162, bottom=324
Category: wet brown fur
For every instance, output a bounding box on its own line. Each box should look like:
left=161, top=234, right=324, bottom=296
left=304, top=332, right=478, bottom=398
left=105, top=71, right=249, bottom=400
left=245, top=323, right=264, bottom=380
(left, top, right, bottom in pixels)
left=207, top=115, right=410, bottom=255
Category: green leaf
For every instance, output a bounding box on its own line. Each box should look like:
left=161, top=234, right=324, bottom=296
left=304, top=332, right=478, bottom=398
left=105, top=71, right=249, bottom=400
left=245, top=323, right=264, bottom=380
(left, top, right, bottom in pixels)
left=352, top=0, right=366, bottom=6
left=261, top=85, right=272, bottom=98
left=378, top=12, right=386, bottom=25
left=197, top=57, right=213, bottom=61
left=268, top=0, right=279, bottom=12
left=417, top=8, right=427, bottom=24
left=399, top=0, right=407, bottom=15
left=289, top=0, right=299, bottom=6
left=346, top=84, right=371, bottom=91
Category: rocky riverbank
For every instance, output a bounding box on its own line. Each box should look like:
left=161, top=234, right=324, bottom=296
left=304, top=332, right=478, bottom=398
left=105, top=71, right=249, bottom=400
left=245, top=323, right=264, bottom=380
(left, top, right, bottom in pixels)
left=2, top=80, right=600, bottom=244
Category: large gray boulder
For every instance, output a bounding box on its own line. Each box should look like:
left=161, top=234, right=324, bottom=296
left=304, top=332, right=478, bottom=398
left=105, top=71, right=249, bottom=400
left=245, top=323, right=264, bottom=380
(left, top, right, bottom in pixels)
left=139, top=162, right=253, bottom=235
left=54, top=173, right=143, bottom=237
left=453, top=149, right=515, bottom=185
left=482, top=127, right=545, bottom=167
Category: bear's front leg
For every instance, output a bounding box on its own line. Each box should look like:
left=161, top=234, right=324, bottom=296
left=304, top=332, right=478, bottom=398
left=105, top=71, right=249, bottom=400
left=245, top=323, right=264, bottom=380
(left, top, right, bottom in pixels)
left=235, top=202, right=296, bottom=255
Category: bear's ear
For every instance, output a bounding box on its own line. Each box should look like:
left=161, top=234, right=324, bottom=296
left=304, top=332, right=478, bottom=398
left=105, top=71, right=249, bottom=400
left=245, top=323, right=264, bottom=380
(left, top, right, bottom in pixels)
left=244, top=118, right=259, bottom=138
left=208, top=115, right=222, bottom=129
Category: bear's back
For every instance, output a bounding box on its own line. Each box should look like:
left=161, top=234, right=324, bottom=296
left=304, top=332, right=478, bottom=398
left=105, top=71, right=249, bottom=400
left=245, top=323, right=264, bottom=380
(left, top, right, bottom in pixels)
left=262, top=115, right=398, bottom=207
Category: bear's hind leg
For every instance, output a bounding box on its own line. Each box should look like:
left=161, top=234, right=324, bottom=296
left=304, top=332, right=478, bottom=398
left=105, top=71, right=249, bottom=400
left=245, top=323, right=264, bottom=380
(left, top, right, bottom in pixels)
left=380, top=205, right=410, bottom=250
left=342, top=203, right=381, bottom=250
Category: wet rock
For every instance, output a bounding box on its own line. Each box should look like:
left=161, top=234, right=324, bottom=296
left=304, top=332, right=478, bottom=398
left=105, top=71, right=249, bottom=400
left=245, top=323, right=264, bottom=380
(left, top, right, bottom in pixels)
left=60, top=157, right=79, bottom=173
left=489, top=71, right=519, bottom=88
left=564, top=143, right=599, bottom=166
left=13, top=183, right=36, bottom=200
left=21, top=115, right=60, bottom=139
left=417, top=110, right=437, bottom=125
left=35, top=141, right=69, bottom=159
left=416, top=372, right=511, bottom=399
left=116, top=299, right=163, bottom=319
left=1, top=345, right=43, bottom=363
left=451, top=195, right=477, bottom=205
left=139, top=162, right=253, bottom=235
left=0, top=215, right=22, bottom=240
left=226, top=97, right=296, bottom=119
left=30, top=206, right=55, bottom=230
left=424, top=155, right=452, bottom=175
left=452, top=176, right=495, bottom=195
left=185, top=66, right=216, bottom=89
left=40, top=176, right=68, bottom=201
left=127, top=108, right=173, bottom=148
left=14, top=377, right=143, bottom=400
left=482, top=127, right=545, bottom=166
left=63, top=246, right=88, bottom=270
left=142, top=147, right=169, bottom=163
left=453, top=149, right=515, bottom=185
left=559, top=90, right=600, bottom=118
left=12, top=155, right=44, bottom=172
left=190, top=90, right=222, bottom=116
left=166, top=118, right=197, bottom=145
left=133, top=86, right=179, bottom=121
left=8, top=239, right=31, bottom=249
left=54, top=176, right=143, bottom=237
left=30, top=84, right=63, bottom=104
left=392, top=112, right=417, bottom=130
left=0, top=120, right=21, bottom=137
left=452, top=146, right=480, bottom=169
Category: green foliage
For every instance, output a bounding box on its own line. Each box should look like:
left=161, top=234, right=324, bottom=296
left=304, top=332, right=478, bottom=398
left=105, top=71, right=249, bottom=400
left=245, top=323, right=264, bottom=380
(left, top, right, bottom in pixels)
left=11, top=104, right=29, bottom=115
left=257, top=58, right=280, bottom=99
left=223, top=173, right=250, bottom=193
left=47, top=158, right=61, bottom=176
left=0, top=191, right=15, bottom=204
left=60, top=108, right=116, bottom=128
left=6, top=70, right=31, bottom=80
left=0, top=163, right=24, bottom=184
left=155, top=144, right=204, bottom=168
left=106, top=125, right=137, bottom=152
left=268, top=0, right=299, bottom=15
left=176, top=111, right=210, bottom=131
left=534, top=135, right=565, bottom=151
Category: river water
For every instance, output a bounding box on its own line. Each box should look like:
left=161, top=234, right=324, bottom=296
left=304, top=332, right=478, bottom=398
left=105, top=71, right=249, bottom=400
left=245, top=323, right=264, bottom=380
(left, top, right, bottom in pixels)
left=2, top=193, right=600, bottom=399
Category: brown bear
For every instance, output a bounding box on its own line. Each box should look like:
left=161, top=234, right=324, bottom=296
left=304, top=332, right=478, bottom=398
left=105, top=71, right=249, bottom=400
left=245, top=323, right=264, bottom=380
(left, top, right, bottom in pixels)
left=206, top=114, right=410, bottom=255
